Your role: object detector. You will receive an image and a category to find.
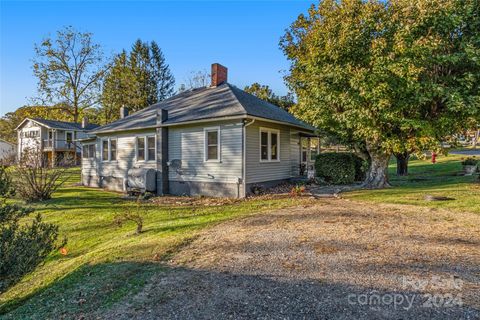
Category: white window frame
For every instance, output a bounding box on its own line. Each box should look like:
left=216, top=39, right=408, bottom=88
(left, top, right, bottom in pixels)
left=136, top=135, right=157, bottom=162
left=82, top=143, right=96, bottom=159
left=101, top=138, right=117, bottom=162
left=204, top=127, right=221, bottom=162
left=259, top=127, right=280, bottom=163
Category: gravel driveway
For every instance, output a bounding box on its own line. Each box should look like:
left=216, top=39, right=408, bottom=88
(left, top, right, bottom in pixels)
left=105, top=199, right=480, bottom=320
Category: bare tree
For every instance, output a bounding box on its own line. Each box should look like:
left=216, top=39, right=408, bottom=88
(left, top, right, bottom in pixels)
left=33, top=26, right=106, bottom=122
left=180, top=69, right=210, bottom=90
left=113, top=197, right=149, bottom=235
left=13, top=147, right=73, bottom=202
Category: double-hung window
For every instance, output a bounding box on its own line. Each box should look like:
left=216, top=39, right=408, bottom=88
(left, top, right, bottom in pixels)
left=82, top=144, right=96, bottom=159
left=110, top=139, right=117, bottom=161
left=259, top=128, right=280, bottom=162
left=102, top=138, right=117, bottom=161
left=204, top=127, right=220, bottom=162
left=102, top=140, right=109, bottom=161
left=136, top=136, right=156, bottom=161
left=89, top=144, right=96, bottom=158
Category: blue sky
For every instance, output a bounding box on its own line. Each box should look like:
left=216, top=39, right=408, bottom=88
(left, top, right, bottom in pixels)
left=0, top=0, right=311, bottom=116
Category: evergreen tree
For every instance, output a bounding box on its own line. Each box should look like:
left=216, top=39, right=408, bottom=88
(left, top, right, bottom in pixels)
left=100, top=40, right=175, bottom=123
left=150, top=41, right=175, bottom=101
left=101, top=51, right=137, bottom=124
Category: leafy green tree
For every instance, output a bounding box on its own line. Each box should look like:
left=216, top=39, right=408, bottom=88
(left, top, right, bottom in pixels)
left=100, top=40, right=175, bottom=124
left=244, top=83, right=295, bottom=111
left=281, top=0, right=480, bottom=188
left=32, top=26, right=105, bottom=122
left=0, top=166, right=65, bottom=292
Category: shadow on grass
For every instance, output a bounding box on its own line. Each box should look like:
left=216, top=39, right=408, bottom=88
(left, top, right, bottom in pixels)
left=0, top=262, right=164, bottom=318
left=2, top=261, right=478, bottom=319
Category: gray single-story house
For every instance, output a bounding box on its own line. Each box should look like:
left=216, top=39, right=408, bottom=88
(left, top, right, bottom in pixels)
left=81, top=63, right=319, bottom=198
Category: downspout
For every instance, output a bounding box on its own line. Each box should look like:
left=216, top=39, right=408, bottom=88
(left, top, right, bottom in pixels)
left=242, top=118, right=255, bottom=198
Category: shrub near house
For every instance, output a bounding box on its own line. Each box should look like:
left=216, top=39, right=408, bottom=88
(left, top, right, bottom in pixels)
left=315, top=153, right=367, bottom=185
left=0, top=166, right=65, bottom=292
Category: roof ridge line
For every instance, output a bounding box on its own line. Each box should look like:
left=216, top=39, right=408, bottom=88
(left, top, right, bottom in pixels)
left=224, top=83, right=249, bottom=116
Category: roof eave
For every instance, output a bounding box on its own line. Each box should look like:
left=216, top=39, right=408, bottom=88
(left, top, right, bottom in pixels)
left=91, top=115, right=248, bottom=134
left=90, top=115, right=315, bottom=134
left=246, top=116, right=316, bottom=132
left=15, top=118, right=52, bottom=130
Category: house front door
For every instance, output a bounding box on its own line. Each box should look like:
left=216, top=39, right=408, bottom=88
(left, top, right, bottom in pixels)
left=300, top=137, right=319, bottom=177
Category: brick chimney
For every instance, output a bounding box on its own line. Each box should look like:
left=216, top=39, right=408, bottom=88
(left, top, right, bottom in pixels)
left=81, top=116, right=89, bottom=129
left=120, top=106, right=129, bottom=119
left=211, top=63, right=228, bottom=87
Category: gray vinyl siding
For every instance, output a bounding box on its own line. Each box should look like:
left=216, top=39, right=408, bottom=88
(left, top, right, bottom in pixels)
left=90, top=122, right=243, bottom=187
left=94, top=129, right=157, bottom=186
left=168, top=120, right=243, bottom=183
left=245, top=120, right=299, bottom=184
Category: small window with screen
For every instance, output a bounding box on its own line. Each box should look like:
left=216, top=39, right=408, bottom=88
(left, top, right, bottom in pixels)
left=137, top=137, right=145, bottom=161
left=205, top=128, right=220, bottom=161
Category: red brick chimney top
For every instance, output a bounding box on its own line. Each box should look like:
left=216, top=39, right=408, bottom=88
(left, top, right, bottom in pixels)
left=211, top=63, right=228, bottom=87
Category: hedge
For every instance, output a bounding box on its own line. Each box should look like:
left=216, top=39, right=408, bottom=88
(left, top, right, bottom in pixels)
left=315, top=153, right=368, bottom=185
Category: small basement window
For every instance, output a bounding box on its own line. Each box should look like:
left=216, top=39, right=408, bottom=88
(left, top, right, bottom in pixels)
left=259, top=128, right=280, bottom=162
left=204, top=127, right=220, bottom=161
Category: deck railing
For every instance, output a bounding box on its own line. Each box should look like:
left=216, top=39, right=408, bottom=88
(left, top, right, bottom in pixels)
left=43, top=139, right=77, bottom=150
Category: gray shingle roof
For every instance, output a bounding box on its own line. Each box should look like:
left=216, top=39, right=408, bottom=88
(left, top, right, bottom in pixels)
left=32, top=118, right=99, bottom=131
left=92, top=83, right=315, bottom=133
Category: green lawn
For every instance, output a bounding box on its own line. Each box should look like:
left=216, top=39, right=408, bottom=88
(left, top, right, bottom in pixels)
left=345, top=154, right=480, bottom=213
left=1, top=155, right=478, bottom=318
left=0, top=174, right=313, bottom=318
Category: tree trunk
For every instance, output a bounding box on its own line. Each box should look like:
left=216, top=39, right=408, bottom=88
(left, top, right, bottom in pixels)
left=362, top=142, right=391, bottom=189
left=473, top=130, right=479, bottom=149
left=395, top=151, right=409, bottom=176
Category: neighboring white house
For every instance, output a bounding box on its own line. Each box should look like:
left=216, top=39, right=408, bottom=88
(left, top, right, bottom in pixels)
left=0, top=139, right=16, bottom=163
left=16, top=118, right=99, bottom=166
left=80, top=63, right=319, bottom=198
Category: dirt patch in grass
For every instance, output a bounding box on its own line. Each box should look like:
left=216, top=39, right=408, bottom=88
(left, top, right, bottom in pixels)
left=150, top=196, right=241, bottom=207
left=149, top=193, right=314, bottom=208
left=103, top=199, right=480, bottom=319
